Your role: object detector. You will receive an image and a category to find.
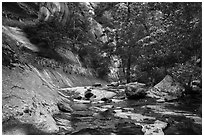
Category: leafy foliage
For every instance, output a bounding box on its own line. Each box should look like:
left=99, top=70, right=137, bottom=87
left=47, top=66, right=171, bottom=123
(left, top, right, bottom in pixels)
left=3, top=2, right=201, bottom=83
left=94, top=2, right=201, bottom=84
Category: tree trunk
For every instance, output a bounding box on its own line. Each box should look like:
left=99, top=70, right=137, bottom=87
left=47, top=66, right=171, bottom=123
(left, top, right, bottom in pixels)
left=119, top=58, right=126, bottom=83
left=126, top=2, right=131, bottom=83
left=126, top=53, right=131, bottom=83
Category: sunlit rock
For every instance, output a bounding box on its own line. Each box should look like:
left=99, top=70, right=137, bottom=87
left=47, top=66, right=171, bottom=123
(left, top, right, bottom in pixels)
left=111, top=99, right=123, bottom=103
left=141, top=120, right=168, bottom=135
left=147, top=75, right=184, bottom=100
left=73, top=99, right=91, bottom=104
left=102, top=105, right=114, bottom=109
left=114, top=111, right=155, bottom=122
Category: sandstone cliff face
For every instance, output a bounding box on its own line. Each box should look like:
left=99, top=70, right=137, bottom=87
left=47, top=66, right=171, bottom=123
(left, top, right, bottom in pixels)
left=2, top=63, right=106, bottom=134
left=2, top=3, right=107, bottom=134
left=2, top=65, right=60, bottom=134
left=2, top=30, right=107, bottom=134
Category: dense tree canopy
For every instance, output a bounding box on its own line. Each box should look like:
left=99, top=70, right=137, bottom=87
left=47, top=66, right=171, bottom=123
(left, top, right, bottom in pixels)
left=14, top=2, right=201, bottom=84
left=85, top=2, right=201, bottom=84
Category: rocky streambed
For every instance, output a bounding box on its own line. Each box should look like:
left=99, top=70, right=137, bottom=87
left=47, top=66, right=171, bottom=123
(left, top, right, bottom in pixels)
left=3, top=73, right=202, bottom=135
left=54, top=83, right=202, bottom=135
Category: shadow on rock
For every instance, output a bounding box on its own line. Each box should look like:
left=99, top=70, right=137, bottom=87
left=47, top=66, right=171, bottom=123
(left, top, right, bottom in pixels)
left=2, top=117, right=55, bottom=135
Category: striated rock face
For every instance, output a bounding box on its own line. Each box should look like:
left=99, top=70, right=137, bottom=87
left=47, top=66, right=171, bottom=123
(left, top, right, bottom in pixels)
left=2, top=51, right=107, bottom=135
left=2, top=66, right=60, bottom=134
left=2, top=16, right=108, bottom=135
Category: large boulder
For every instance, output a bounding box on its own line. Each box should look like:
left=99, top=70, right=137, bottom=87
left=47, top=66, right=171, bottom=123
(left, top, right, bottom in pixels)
left=90, top=89, right=116, bottom=100
left=147, top=75, right=184, bottom=101
left=125, top=82, right=147, bottom=100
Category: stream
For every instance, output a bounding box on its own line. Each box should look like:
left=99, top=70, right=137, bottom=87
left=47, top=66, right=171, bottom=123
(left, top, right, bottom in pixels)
left=55, top=86, right=202, bottom=135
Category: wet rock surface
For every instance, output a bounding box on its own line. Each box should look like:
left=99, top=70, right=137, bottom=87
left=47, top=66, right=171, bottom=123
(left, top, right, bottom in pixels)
left=54, top=84, right=202, bottom=135
left=3, top=70, right=202, bottom=135
left=2, top=64, right=107, bottom=135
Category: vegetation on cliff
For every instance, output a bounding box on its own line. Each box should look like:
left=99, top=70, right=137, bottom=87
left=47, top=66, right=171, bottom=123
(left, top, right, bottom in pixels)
left=3, top=2, right=201, bottom=84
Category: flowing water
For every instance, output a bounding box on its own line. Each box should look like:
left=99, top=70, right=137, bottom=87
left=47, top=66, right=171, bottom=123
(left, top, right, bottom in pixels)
left=55, top=94, right=202, bottom=135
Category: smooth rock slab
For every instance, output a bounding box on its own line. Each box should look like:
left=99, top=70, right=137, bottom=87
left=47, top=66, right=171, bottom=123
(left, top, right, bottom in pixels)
left=73, top=99, right=90, bottom=104
left=114, top=109, right=123, bottom=113
left=112, top=99, right=123, bottom=103
left=114, top=111, right=155, bottom=122
left=91, top=89, right=116, bottom=100
left=102, top=105, right=114, bottom=109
